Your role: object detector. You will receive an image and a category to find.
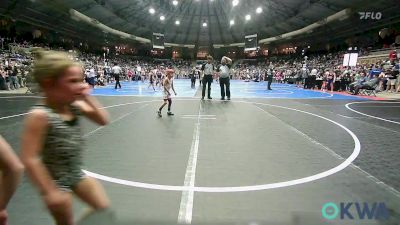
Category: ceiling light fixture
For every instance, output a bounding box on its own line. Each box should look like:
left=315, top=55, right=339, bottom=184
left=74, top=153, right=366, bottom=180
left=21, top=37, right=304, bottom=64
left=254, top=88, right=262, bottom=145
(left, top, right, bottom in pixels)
left=175, top=20, right=180, bottom=25
left=230, top=19, right=235, bottom=25
left=202, top=22, right=207, bottom=27
left=160, top=15, right=165, bottom=21
left=232, top=0, right=239, bottom=7
left=256, top=7, right=262, bottom=14
left=149, top=8, right=155, bottom=14
left=172, top=0, right=178, bottom=6
left=245, top=14, right=251, bottom=21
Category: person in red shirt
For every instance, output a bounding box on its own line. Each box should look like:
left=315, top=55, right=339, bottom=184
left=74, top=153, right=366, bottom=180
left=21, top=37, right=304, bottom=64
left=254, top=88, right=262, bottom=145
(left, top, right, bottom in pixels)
left=389, top=47, right=397, bottom=63
left=127, top=69, right=133, bottom=81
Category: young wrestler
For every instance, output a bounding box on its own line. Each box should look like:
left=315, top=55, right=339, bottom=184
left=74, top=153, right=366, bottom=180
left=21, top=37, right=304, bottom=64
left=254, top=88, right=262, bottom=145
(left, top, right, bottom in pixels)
left=21, top=50, right=110, bottom=225
left=157, top=69, right=177, bottom=117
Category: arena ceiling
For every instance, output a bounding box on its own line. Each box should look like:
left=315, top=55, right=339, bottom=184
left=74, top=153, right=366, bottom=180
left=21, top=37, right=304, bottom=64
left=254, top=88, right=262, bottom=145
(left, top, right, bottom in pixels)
left=0, top=0, right=399, bottom=47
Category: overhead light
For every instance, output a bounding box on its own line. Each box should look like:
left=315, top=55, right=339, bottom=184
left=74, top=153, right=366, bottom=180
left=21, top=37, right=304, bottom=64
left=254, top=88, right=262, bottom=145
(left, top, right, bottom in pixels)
left=230, top=19, right=234, bottom=25
left=175, top=20, right=180, bottom=25
left=245, top=14, right=251, bottom=20
left=232, top=0, right=239, bottom=7
left=202, top=22, right=207, bottom=27
left=172, top=0, right=178, bottom=6
left=160, top=15, right=165, bottom=21
left=256, top=7, right=262, bottom=14
left=149, top=8, right=155, bottom=14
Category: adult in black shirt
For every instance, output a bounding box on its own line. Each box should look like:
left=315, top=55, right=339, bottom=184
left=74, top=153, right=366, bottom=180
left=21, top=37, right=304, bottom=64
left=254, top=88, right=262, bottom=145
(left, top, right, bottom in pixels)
left=190, top=69, right=196, bottom=89
left=0, top=68, right=5, bottom=90
left=265, top=68, right=273, bottom=90
left=201, top=56, right=215, bottom=100
left=9, top=66, right=18, bottom=90
left=340, top=72, right=351, bottom=92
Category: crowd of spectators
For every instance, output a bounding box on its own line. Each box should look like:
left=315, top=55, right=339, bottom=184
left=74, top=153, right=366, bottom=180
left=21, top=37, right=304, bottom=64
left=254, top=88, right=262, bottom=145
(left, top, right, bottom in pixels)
left=1, top=36, right=399, bottom=95
left=231, top=51, right=400, bottom=94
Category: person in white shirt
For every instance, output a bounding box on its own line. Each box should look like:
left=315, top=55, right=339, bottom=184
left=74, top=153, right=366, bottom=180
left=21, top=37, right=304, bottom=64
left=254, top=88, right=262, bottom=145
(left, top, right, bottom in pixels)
left=87, top=67, right=96, bottom=88
left=217, top=56, right=232, bottom=100
left=309, top=68, right=318, bottom=89
left=265, top=67, right=274, bottom=90
left=112, top=62, right=122, bottom=89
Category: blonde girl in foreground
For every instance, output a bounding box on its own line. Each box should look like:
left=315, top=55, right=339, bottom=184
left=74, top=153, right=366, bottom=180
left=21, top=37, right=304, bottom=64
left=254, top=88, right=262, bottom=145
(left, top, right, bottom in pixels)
left=21, top=50, right=110, bottom=225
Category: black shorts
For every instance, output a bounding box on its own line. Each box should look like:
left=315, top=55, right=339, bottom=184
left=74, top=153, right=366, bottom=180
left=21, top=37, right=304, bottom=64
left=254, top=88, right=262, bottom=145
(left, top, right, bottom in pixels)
left=87, top=77, right=95, bottom=85
left=203, top=75, right=213, bottom=83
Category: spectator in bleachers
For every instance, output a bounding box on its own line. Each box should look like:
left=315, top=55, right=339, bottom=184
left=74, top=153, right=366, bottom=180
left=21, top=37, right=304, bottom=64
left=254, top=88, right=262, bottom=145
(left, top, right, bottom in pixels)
left=386, top=67, right=398, bottom=92
left=112, top=62, right=122, bottom=89
left=389, top=46, right=397, bottom=63
left=349, top=72, right=367, bottom=94
left=86, top=66, right=96, bottom=88
left=352, top=74, right=381, bottom=95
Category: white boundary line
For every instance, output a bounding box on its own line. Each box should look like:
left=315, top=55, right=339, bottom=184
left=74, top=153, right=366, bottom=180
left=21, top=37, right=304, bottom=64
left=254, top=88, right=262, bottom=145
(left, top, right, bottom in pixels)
left=345, top=101, right=400, bottom=125
left=254, top=105, right=345, bottom=161
left=2, top=93, right=333, bottom=100
left=177, top=102, right=203, bottom=224
left=83, top=104, right=149, bottom=138
left=0, top=99, right=159, bottom=121
left=4, top=98, right=397, bottom=196
left=240, top=90, right=294, bottom=94
left=181, top=117, right=216, bottom=120
left=0, top=96, right=43, bottom=99
left=182, top=115, right=216, bottom=117
left=83, top=99, right=364, bottom=193
left=91, top=93, right=335, bottom=99
left=337, top=114, right=355, bottom=119
left=350, top=106, right=400, bottom=108
left=253, top=104, right=400, bottom=198
left=0, top=112, right=30, bottom=121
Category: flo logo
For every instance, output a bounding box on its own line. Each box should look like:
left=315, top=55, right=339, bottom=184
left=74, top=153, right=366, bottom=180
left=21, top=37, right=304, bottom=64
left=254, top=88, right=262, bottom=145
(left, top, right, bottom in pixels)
left=321, top=202, right=390, bottom=220
left=358, top=12, right=382, bottom=20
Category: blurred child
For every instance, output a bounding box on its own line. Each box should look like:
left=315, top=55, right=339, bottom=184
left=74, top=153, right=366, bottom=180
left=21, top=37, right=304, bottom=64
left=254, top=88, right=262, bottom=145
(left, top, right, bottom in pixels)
left=21, top=50, right=110, bottom=225
left=0, top=136, right=24, bottom=225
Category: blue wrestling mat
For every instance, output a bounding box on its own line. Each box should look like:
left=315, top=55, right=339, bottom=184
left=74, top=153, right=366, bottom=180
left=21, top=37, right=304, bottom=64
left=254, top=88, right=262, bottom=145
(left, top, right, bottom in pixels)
left=91, top=79, right=368, bottom=100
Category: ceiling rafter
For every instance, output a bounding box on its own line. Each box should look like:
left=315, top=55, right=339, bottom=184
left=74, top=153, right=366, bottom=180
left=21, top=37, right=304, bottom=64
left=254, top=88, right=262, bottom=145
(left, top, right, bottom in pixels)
left=169, top=0, right=194, bottom=43
left=216, top=0, right=239, bottom=43
left=182, top=0, right=197, bottom=44
left=193, top=1, right=205, bottom=47
left=1, top=0, right=394, bottom=48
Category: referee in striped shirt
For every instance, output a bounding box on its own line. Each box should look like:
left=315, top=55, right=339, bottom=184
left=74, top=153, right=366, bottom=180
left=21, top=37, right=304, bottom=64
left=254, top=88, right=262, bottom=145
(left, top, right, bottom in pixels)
left=201, top=56, right=215, bottom=100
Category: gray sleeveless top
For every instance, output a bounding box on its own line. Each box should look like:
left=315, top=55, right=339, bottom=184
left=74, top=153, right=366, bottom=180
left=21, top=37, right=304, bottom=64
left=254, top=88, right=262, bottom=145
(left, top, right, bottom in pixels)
left=34, top=104, right=85, bottom=189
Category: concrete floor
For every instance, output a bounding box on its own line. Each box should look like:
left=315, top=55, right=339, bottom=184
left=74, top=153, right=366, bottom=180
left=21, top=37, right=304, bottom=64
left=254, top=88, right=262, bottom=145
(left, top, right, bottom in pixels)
left=1, top=83, right=399, bottom=225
